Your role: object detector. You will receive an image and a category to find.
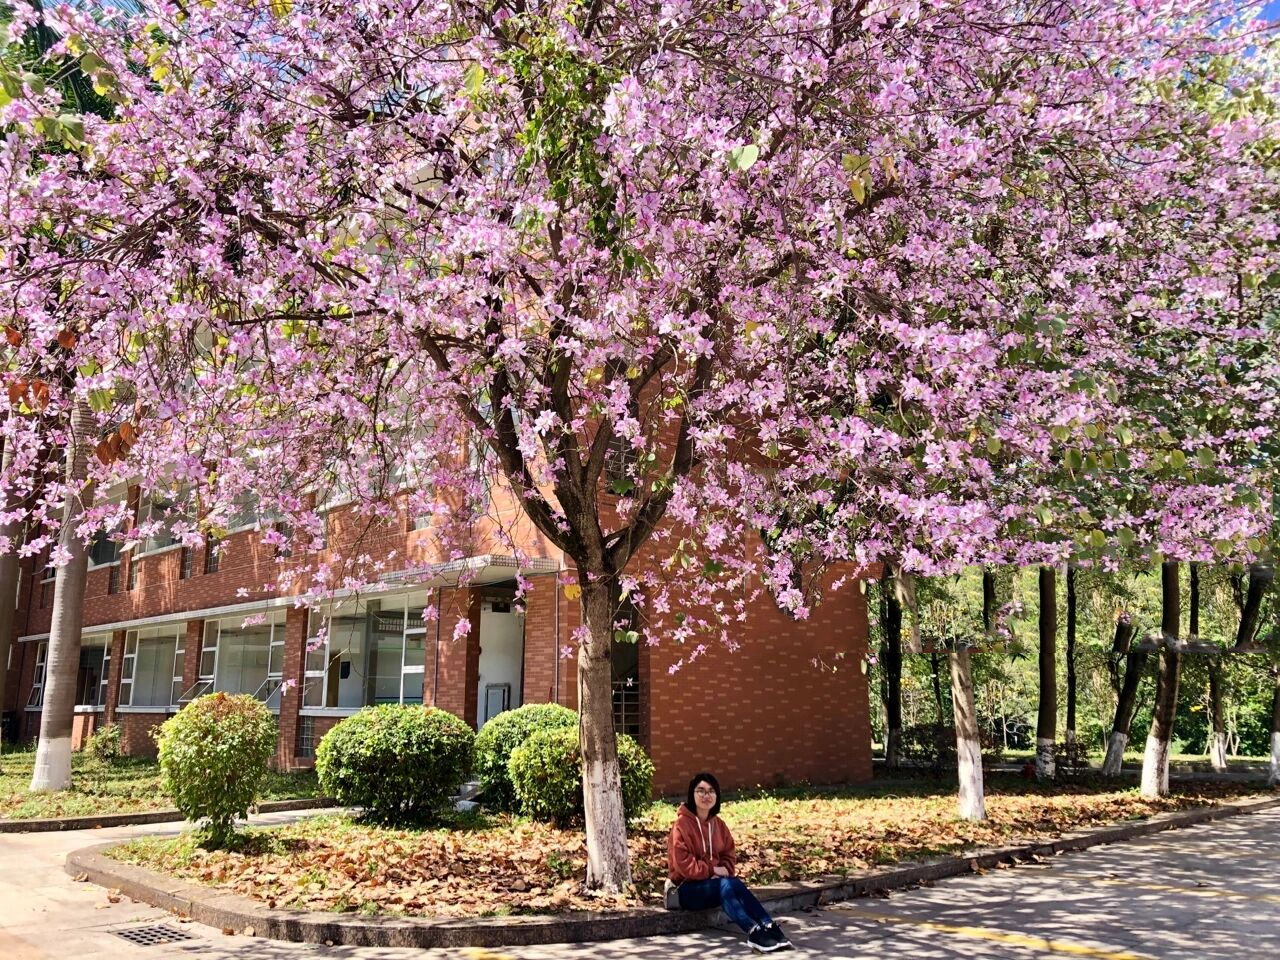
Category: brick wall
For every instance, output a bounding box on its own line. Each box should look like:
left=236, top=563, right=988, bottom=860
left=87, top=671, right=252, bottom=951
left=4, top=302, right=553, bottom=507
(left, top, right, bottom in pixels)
left=276, top=606, right=308, bottom=768
left=644, top=568, right=873, bottom=796
left=117, top=711, right=167, bottom=756
left=434, top=587, right=482, bottom=726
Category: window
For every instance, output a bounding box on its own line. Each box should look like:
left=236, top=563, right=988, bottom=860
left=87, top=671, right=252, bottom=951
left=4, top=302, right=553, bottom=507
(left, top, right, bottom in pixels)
left=137, top=490, right=191, bottom=555
left=40, top=563, right=54, bottom=609
left=204, top=611, right=286, bottom=709
left=88, top=531, right=121, bottom=567
left=204, top=539, right=221, bottom=574
left=119, top=625, right=182, bottom=707
left=296, top=716, right=317, bottom=758
left=179, top=547, right=194, bottom=580
left=611, top=594, right=641, bottom=738
left=126, top=557, right=138, bottom=590
left=304, top=592, right=428, bottom=709
left=107, top=564, right=121, bottom=595
left=76, top=634, right=112, bottom=707
left=26, top=641, right=47, bottom=707
left=273, top=522, right=293, bottom=560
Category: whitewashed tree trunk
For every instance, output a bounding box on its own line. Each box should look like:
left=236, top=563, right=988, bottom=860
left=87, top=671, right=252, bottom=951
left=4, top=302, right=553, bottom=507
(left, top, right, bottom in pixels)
left=578, top=578, right=630, bottom=893
left=1102, top=731, right=1128, bottom=776
left=1141, top=733, right=1170, bottom=797
left=1209, top=732, right=1228, bottom=772
left=1140, top=564, right=1182, bottom=800
left=1269, top=677, right=1280, bottom=789
left=948, top=647, right=985, bottom=821
left=30, top=401, right=95, bottom=793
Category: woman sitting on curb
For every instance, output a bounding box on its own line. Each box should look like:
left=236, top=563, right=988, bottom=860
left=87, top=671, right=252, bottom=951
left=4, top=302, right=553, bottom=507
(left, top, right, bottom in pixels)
left=665, top=772, right=793, bottom=953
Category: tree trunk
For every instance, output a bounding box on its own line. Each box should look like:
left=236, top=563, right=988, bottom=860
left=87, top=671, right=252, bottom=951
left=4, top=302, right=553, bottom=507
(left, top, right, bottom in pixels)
left=880, top=568, right=903, bottom=768
left=949, top=646, right=986, bottom=821
left=1234, top=561, right=1273, bottom=649
left=1141, top=561, right=1182, bottom=799
left=1036, top=565, right=1057, bottom=780
left=1065, top=565, right=1077, bottom=749
left=1103, top=616, right=1143, bottom=776
left=30, top=402, right=95, bottom=793
left=1208, top=662, right=1228, bottom=771
left=577, top=577, right=630, bottom=893
left=929, top=648, right=945, bottom=723
left=1269, top=670, right=1280, bottom=789
left=0, top=442, right=22, bottom=750
left=1188, top=562, right=1226, bottom=771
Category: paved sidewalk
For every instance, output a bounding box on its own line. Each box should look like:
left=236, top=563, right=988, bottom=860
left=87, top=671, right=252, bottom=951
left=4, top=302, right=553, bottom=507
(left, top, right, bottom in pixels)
left=4, top=806, right=1279, bottom=959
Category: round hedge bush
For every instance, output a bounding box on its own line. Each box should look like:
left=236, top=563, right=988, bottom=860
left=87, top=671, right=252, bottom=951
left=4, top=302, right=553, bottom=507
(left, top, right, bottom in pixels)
left=156, top=693, right=277, bottom=847
left=508, top=726, right=654, bottom=824
left=473, top=703, right=578, bottom=811
left=315, top=705, right=474, bottom=822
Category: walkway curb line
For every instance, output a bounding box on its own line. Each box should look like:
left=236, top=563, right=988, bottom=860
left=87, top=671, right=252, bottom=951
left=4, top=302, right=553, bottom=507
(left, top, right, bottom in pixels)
left=63, top=794, right=1280, bottom=948
left=2, top=797, right=336, bottom=834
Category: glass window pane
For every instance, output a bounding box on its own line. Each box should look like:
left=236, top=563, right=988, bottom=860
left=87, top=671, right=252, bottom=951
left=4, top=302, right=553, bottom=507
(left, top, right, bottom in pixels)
left=131, top=632, right=178, bottom=706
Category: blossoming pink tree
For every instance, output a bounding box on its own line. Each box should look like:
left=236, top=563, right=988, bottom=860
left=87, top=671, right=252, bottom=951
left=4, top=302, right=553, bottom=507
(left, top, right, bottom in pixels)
left=1, top=0, right=1276, bottom=883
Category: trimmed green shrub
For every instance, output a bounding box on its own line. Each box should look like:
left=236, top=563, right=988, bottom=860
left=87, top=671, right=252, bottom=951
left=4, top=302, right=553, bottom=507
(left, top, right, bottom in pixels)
left=156, top=693, right=277, bottom=847
left=509, top=726, right=654, bottom=824
left=316, top=705, right=474, bottom=822
left=84, top=722, right=122, bottom=765
left=473, top=703, right=578, bottom=811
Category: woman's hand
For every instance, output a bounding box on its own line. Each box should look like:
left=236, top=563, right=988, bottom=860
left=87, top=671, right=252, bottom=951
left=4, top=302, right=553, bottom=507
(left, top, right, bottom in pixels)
left=713, top=866, right=731, bottom=878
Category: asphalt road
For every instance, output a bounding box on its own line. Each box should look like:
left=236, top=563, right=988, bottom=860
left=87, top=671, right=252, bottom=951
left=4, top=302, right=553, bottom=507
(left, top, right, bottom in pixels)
left=2, top=805, right=1277, bottom=960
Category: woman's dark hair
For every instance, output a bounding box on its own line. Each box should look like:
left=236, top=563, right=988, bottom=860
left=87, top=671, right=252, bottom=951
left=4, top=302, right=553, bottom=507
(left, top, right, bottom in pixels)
left=686, top=772, right=722, bottom=818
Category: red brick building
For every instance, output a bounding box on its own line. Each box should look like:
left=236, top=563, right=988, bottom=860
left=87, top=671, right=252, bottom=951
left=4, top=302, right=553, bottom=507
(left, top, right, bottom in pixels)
left=1, top=487, right=872, bottom=796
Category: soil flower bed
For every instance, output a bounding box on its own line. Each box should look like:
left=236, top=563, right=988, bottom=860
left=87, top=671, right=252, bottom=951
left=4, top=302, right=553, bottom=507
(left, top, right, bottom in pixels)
left=0, top=749, right=320, bottom=821
left=107, top=776, right=1266, bottom=918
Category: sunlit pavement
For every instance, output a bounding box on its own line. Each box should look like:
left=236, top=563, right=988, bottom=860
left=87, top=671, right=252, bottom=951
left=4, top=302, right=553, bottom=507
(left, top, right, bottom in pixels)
left=3, top=805, right=1278, bottom=960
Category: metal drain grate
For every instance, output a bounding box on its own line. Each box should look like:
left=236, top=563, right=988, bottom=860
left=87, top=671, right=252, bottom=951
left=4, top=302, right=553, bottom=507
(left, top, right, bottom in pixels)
left=112, top=924, right=197, bottom=947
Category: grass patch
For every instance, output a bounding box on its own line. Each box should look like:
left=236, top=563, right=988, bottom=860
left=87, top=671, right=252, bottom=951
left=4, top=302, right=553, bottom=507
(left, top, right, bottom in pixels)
left=0, top=746, right=320, bottom=821
left=106, top=774, right=1269, bottom=918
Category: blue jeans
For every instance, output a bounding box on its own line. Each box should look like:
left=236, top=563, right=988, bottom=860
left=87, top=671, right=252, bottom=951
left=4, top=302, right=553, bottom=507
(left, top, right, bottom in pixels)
left=677, top=876, right=773, bottom=933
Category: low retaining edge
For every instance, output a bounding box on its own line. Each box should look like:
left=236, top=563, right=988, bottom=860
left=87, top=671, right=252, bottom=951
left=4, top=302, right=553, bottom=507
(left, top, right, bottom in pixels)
left=63, top=794, right=1280, bottom=948
left=1, top=797, right=335, bottom=834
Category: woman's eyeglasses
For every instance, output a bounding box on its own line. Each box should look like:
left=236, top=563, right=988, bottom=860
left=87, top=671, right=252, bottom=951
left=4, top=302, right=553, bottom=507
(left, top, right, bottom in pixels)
left=694, top=788, right=717, bottom=797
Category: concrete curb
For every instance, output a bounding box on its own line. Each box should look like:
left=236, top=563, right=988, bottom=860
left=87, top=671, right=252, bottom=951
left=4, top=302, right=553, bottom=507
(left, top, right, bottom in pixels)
left=64, top=794, right=1280, bottom=948
left=1, top=797, right=336, bottom=834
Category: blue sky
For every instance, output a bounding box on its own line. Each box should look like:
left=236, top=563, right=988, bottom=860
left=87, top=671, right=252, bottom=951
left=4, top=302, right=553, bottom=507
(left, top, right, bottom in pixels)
left=1264, top=0, right=1280, bottom=21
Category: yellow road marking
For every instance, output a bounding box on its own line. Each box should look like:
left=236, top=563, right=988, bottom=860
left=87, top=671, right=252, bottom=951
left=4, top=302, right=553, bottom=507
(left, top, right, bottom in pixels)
left=1088, top=877, right=1280, bottom=905
left=838, top=908, right=1153, bottom=960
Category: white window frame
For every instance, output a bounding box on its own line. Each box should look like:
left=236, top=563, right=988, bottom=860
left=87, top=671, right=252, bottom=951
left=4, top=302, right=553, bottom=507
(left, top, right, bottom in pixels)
left=26, top=641, right=47, bottom=707
left=76, top=633, right=112, bottom=708
left=119, top=625, right=183, bottom=708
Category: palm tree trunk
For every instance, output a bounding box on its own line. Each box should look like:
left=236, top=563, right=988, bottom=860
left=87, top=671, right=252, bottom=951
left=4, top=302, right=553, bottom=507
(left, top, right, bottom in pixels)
left=29, top=401, right=95, bottom=792
left=1141, top=561, right=1182, bottom=799
left=1036, top=565, right=1057, bottom=780
left=578, top=575, right=630, bottom=893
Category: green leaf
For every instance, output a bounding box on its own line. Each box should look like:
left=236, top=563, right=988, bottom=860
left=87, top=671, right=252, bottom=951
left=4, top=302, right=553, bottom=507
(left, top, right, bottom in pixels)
left=1089, top=529, right=1106, bottom=549
left=729, top=144, right=759, bottom=172
left=58, top=114, right=85, bottom=143
left=80, top=52, right=107, bottom=75
left=1213, top=539, right=1232, bottom=558
left=269, top=0, right=293, bottom=17
left=849, top=177, right=866, bottom=204
left=1118, top=528, right=1136, bottom=548
left=1196, top=447, right=1214, bottom=468
left=1065, top=449, right=1083, bottom=472
left=22, top=72, right=45, bottom=95
left=464, top=63, right=485, bottom=98
left=986, top=436, right=1002, bottom=456
left=1168, top=450, right=1187, bottom=470
left=87, top=387, right=115, bottom=414
left=608, top=477, right=634, bottom=497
